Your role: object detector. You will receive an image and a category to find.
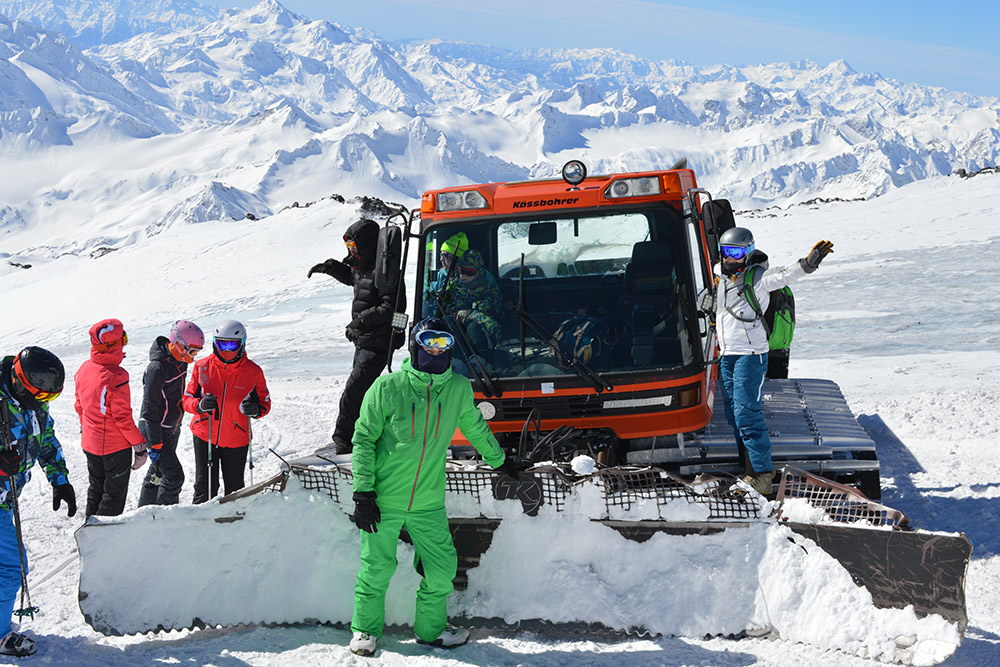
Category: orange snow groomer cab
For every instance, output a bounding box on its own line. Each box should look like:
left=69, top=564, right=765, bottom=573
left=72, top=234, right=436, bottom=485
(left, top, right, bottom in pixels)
left=405, top=160, right=736, bottom=464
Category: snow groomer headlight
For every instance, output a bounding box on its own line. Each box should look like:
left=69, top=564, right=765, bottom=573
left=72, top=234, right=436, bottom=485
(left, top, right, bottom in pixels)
left=436, top=189, right=489, bottom=212
left=604, top=176, right=661, bottom=198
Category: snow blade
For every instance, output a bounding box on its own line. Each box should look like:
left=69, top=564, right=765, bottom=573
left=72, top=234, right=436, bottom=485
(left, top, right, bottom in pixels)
left=76, top=460, right=970, bottom=664
left=787, top=522, right=970, bottom=630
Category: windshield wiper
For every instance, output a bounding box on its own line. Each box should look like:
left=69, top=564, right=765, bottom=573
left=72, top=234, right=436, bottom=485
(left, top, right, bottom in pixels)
left=441, top=311, right=502, bottom=398
left=509, top=256, right=613, bottom=393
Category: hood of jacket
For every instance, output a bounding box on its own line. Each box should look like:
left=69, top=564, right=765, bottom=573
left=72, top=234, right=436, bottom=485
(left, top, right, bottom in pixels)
left=344, top=218, right=380, bottom=270
left=149, top=336, right=185, bottom=370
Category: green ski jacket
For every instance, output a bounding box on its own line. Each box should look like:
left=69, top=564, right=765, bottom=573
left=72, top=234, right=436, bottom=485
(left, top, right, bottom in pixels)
left=352, top=357, right=505, bottom=512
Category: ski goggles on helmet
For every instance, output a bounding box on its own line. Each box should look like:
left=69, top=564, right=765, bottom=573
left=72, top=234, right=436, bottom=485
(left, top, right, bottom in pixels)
left=92, top=332, right=127, bottom=352
left=415, top=329, right=455, bottom=351
left=12, top=355, right=61, bottom=402
left=720, top=243, right=754, bottom=260
left=214, top=339, right=242, bottom=352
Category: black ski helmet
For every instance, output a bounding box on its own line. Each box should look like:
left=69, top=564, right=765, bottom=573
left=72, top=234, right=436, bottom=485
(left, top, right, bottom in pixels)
left=213, top=319, right=247, bottom=363
left=10, top=346, right=65, bottom=405
left=410, top=317, right=452, bottom=371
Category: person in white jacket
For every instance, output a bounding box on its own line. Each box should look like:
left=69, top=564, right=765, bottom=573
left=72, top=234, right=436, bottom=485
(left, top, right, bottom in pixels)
left=708, top=227, right=833, bottom=494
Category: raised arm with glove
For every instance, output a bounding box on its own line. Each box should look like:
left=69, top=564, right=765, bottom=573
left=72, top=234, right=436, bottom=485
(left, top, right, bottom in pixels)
left=799, top=240, right=834, bottom=273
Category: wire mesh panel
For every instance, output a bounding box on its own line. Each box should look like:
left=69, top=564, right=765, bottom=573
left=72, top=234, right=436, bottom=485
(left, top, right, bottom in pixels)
left=776, top=466, right=909, bottom=529
left=287, top=463, right=354, bottom=505
left=593, top=468, right=761, bottom=520
left=273, top=459, right=763, bottom=523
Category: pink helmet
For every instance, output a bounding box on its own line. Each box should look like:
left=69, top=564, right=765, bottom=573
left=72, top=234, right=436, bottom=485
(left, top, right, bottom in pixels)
left=167, top=320, right=205, bottom=363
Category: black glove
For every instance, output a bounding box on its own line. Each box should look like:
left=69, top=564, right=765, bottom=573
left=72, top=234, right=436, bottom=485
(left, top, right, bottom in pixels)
left=0, top=448, right=20, bottom=477
left=52, top=483, right=77, bottom=517
left=800, top=240, right=834, bottom=273
left=353, top=491, right=380, bottom=533
left=497, top=456, right=532, bottom=480
left=197, top=394, right=219, bottom=416
left=307, top=259, right=342, bottom=279
left=241, top=395, right=261, bottom=418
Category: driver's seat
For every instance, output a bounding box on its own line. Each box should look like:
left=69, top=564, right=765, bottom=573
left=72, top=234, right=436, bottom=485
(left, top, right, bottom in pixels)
left=621, top=241, right=678, bottom=365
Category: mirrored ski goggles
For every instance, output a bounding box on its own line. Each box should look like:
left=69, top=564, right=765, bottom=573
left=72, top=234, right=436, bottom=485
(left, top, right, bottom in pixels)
left=12, top=356, right=61, bottom=402
left=214, top=339, right=242, bottom=352
left=720, top=243, right=754, bottom=260
left=344, top=238, right=359, bottom=256
left=415, top=330, right=455, bottom=351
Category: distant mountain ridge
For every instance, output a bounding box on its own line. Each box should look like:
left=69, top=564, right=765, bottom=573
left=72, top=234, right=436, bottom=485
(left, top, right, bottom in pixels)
left=0, top=0, right=997, bottom=251
left=0, top=0, right=218, bottom=48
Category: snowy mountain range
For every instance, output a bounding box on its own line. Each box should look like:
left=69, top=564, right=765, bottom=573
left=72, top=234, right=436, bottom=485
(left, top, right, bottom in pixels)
left=0, top=0, right=998, bottom=263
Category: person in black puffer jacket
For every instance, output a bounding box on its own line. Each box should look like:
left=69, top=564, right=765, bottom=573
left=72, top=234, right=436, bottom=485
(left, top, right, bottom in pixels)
left=308, top=219, right=404, bottom=454
left=137, top=320, right=204, bottom=506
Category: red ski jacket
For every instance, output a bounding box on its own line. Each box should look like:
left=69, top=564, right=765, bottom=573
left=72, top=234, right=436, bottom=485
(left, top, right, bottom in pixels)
left=74, top=347, right=145, bottom=456
left=182, top=353, right=271, bottom=448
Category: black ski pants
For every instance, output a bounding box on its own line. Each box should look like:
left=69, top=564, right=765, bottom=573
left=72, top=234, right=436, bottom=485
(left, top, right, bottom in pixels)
left=332, top=346, right=387, bottom=449
left=137, top=426, right=184, bottom=507
left=85, top=449, right=132, bottom=518
left=192, top=436, right=248, bottom=504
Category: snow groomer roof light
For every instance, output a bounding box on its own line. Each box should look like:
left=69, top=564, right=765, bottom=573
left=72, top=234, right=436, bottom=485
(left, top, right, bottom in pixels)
left=605, top=175, right=662, bottom=199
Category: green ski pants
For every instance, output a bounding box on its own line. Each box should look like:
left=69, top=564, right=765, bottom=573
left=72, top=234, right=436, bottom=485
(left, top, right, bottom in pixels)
left=351, top=506, right=457, bottom=641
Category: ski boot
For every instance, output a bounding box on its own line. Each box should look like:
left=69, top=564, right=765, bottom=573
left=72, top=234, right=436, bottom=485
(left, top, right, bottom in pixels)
left=0, top=631, right=36, bottom=658
left=416, top=625, right=470, bottom=648
left=349, top=631, right=377, bottom=656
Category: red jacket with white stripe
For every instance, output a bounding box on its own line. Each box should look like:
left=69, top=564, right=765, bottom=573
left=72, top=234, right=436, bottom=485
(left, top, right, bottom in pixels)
left=74, top=347, right=145, bottom=456
left=182, top=353, right=271, bottom=448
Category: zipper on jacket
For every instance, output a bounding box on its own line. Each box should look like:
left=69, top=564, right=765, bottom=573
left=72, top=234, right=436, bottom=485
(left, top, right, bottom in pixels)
left=411, top=402, right=415, bottom=437
left=434, top=401, right=442, bottom=438
left=408, top=380, right=433, bottom=511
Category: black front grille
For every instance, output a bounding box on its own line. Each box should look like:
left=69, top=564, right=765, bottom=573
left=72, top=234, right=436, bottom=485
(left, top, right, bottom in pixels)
left=495, top=395, right=604, bottom=421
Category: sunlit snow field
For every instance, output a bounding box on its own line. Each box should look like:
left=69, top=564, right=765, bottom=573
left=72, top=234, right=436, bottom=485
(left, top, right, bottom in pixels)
left=0, top=171, right=998, bottom=665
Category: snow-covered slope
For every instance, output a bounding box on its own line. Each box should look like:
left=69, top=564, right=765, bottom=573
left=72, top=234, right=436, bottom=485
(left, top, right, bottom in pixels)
left=1, top=165, right=998, bottom=666
left=0, top=0, right=995, bottom=214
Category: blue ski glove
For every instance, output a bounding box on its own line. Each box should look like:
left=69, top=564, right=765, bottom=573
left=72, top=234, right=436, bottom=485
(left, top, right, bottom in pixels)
left=147, top=442, right=162, bottom=463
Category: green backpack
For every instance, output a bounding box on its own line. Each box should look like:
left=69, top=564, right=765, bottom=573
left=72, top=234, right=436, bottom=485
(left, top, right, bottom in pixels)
left=742, top=267, right=795, bottom=351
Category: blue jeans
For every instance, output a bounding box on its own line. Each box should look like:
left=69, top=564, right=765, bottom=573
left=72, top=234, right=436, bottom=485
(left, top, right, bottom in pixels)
left=719, top=354, right=771, bottom=474
left=0, top=508, right=26, bottom=633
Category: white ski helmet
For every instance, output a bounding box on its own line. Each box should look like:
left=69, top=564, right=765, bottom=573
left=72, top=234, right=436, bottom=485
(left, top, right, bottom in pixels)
left=213, top=319, right=247, bottom=363
left=167, top=320, right=205, bottom=363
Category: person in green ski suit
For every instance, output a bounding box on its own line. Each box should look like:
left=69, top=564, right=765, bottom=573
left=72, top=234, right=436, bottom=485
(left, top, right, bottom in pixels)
left=347, top=317, right=524, bottom=657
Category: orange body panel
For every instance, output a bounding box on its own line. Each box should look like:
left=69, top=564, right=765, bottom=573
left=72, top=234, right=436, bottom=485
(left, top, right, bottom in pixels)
left=420, top=166, right=718, bottom=445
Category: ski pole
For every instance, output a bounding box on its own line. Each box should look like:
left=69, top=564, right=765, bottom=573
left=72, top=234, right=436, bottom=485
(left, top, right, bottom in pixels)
left=207, top=410, right=214, bottom=501
left=9, top=475, right=38, bottom=620
left=247, top=418, right=254, bottom=486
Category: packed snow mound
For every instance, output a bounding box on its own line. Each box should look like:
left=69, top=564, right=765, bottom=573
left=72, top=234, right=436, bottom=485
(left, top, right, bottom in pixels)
left=77, top=480, right=964, bottom=665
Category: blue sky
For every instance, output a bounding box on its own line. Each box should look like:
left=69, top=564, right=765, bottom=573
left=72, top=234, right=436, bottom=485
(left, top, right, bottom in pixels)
left=206, top=0, right=1000, bottom=98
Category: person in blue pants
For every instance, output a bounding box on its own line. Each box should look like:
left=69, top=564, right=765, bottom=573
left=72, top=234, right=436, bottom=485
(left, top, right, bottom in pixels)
left=708, top=227, right=834, bottom=494
left=0, top=347, right=76, bottom=658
